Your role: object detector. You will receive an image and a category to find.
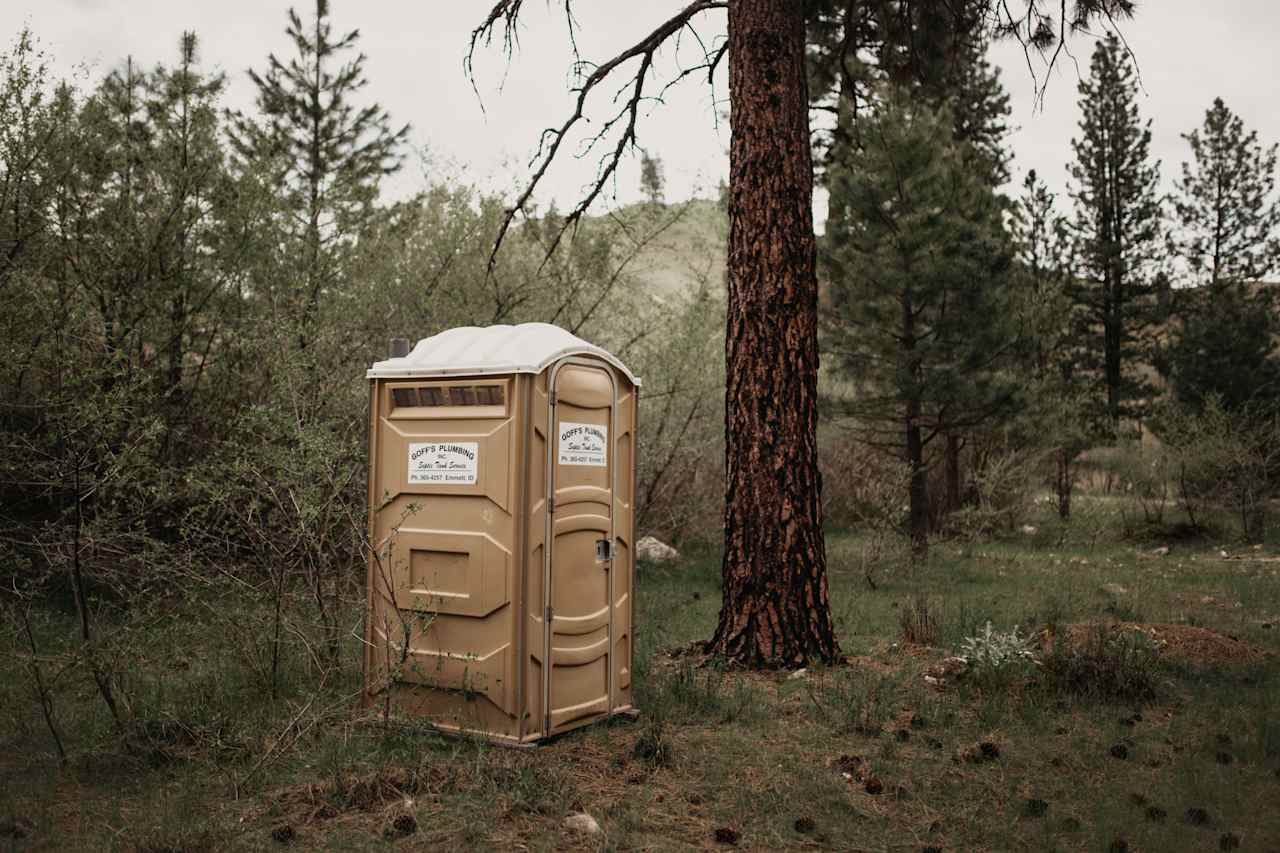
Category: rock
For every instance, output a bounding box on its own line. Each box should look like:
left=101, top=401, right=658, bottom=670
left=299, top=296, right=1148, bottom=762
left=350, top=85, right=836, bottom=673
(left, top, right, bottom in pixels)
left=1021, top=524, right=1039, bottom=535
left=926, top=656, right=969, bottom=679
left=564, top=813, right=601, bottom=835
left=787, top=668, right=808, bottom=680
left=1101, top=583, right=1129, bottom=596
left=1150, top=546, right=1170, bottom=557
left=636, top=536, right=680, bottom=563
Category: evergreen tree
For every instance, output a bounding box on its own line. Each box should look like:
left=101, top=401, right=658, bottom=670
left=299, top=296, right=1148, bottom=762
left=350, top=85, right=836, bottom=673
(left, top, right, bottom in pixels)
left=639, top=149, right=664, bottom=207
left=1164, top=98, right=1280, bottom=413
left=1172, top=97, right=1280, bottom=288
left=1165, top=282, right=1280, bottom=412
left=1009, top=169, right=1090, bottom=517
left=811, top=9, right=1013, bottom=514
left=1067, top=33, right=1163, bottom=437
left=143, top=34, right=232, bottom=404
left=823, top=90, right=1016, bottom=553
left=229, top=0, right=408, bottom=349
left=945, top=35, right=1011, bottom=187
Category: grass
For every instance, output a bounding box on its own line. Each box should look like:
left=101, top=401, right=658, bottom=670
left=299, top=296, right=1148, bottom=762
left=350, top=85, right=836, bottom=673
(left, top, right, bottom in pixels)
left=3, top=497, right=1280, bottom=850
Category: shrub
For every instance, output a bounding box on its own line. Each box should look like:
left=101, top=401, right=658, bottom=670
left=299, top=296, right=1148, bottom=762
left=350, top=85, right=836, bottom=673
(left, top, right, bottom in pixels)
left=1156, top=397, right=1280, bottom=542
left=1042, top=626, right=1159, bottom=701
left=821, top=436, right=911, bottom=588
left=958, top=621, right=1038, bottom=685
left=942, top=446, right=1043, bottom=540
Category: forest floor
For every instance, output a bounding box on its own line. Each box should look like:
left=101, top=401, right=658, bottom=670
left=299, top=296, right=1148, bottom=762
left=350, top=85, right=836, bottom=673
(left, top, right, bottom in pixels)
left=3, top=498, right=1280, bottom=852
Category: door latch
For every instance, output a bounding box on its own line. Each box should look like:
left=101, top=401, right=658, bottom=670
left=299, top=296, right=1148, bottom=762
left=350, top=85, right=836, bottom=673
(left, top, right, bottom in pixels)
left=595, top=538, right=614, bottom=562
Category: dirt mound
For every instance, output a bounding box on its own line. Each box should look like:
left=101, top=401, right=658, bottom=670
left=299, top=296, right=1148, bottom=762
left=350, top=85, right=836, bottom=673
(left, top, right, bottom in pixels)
left=1057, top=622, right=1271, bottom=666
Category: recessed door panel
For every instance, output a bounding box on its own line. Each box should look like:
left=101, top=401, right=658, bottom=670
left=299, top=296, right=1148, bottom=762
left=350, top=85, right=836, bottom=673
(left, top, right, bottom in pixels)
left=545, top=362, right=615, bottom=735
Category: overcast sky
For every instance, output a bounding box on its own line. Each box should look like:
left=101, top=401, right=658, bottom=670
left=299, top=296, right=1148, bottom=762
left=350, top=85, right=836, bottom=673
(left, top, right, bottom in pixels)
left=5, top=1, right=1279, bottom=227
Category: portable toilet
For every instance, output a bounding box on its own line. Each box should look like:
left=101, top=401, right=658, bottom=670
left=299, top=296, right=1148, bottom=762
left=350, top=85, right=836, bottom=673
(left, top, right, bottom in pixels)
left=362, top=323, right=639, bottom=744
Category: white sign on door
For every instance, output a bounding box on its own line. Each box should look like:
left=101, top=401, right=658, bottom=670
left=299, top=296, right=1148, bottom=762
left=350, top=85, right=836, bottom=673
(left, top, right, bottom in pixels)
left=558, top=421, right=607, bottom=467
left=408, top=442, right=479, bottom=484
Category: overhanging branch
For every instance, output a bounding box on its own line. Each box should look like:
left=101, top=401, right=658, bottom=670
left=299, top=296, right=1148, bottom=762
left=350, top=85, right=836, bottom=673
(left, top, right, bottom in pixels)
left=467, top=0, right=727, bottom=270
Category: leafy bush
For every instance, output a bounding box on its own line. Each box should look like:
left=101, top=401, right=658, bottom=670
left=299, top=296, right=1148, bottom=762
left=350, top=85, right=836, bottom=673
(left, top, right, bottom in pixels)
left=958, top=621, right=1037, bottom=681
left=942, top=447, right=1043, bottom=539
left=1156, top=397, right=1280, bottom=542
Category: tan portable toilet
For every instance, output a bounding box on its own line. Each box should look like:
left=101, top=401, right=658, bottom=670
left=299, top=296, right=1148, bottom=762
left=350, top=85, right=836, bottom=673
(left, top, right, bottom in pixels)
left=362, top=323, right=639, bottom=744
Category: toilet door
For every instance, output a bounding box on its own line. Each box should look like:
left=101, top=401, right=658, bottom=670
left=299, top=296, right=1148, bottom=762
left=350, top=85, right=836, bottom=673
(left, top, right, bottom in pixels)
left=543, top=359, right=616, bottom=735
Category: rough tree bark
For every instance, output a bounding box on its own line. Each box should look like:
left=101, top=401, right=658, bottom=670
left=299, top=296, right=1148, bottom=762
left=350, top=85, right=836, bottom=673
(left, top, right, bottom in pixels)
left=944, top=432, right=962, bottom=512
left=705, top=0, right=839, bottom=667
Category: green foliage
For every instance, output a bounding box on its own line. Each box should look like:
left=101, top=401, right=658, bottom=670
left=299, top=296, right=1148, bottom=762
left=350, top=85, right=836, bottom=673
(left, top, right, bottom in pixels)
left=1172, top=97, right=1280, bottom=288
left=639, top=149, right=664, bottom=206
left=959, top=621, right=1037, bottom=683
left=823, top=87, right=1018, bottom=548
left=1067, top=33, right=1164, bottom=434
left=1164, top=283, right=1280, bottom=412
left=228, top=0, right=409, bottom=352
left=1156, top=397, right=1280, bottom=542
left=1042, top=626, right=1159, bottom=702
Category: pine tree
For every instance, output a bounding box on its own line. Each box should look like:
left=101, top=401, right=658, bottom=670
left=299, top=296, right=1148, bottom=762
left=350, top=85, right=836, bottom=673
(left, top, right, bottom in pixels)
left=470, top=0, right=1134, bottom=668
left=229, top=0, right=408, bottom=348
left=1067, top=33, right=1163, bottom=437
left=1172, top=97, right=1280, bottom=289
left=639, top=149, right=664, bottom=207
left=1009, top=169, right=1090, bottom=517
left=708, top=0, right=838, bottom=665
left=823, top=90, right=1016, bottom=553
left=143, top=34, right=231, bottom=402
left=811, top=9, right=1014, bottom=514
left=1164, top=97, right=1280, bottom=412
left=1165, top=283, right=1280, bottom=412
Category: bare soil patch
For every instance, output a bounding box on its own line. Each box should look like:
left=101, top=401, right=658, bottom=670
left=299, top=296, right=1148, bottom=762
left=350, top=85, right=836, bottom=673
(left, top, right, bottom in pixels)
left=1055, top=622, right=1271, bottom=666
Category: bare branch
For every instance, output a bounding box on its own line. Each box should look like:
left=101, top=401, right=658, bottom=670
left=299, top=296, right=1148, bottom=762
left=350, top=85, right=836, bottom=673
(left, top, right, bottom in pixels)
left=467, top=1, right=727, bottom=271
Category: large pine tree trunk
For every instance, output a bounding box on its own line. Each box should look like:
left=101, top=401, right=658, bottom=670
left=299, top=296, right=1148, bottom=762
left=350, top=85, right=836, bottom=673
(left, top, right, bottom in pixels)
left=706, top=0, right=839, bottom=668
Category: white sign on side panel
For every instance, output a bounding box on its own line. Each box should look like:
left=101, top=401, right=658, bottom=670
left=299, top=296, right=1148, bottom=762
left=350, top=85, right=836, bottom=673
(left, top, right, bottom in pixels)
left=408, top=442, right=479, bottom=484
left=557, top=421, right=607, bottom=467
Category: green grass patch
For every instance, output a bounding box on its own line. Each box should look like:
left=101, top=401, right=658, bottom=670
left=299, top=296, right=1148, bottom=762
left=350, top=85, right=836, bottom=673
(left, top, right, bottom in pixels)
left=3, top=500, right=1279, bottom=849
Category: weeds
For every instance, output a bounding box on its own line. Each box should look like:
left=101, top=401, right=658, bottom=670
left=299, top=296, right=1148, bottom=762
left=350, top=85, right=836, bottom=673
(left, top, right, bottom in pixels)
left=1042, top=626, right=1160, bottom=701
left=644, top=660, right=761, bottom=726
left=900, top=594, right=942, bottom=646
left=805, top=667, right=898, bottom=736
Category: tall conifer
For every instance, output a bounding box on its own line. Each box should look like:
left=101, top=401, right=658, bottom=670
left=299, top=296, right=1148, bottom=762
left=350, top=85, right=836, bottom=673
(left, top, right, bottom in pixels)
left=1067, top=33, right=1162, bottom=436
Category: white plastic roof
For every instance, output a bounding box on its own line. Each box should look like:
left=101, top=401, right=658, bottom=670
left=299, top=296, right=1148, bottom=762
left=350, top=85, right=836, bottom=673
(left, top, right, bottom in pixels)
left=366, top=322, right=640, bottom=385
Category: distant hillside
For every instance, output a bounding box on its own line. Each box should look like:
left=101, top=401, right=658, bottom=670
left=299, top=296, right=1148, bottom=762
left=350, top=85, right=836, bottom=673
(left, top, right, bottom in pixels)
left=617, top=198, right=727, bottom=298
